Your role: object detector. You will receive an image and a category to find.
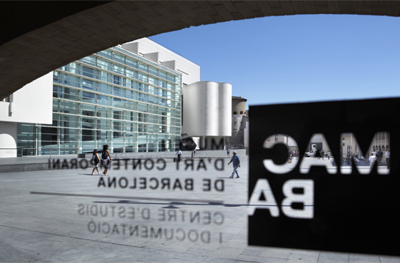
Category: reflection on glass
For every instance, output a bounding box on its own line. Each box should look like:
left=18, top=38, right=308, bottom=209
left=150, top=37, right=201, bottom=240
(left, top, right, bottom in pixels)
left=263, top=134, right=299, bottom=174
left=339, top=132, right=390, bottom=174
left=300, top=133, right=337, bottom=174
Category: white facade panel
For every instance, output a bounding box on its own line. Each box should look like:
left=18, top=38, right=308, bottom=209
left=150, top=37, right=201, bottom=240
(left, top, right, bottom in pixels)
left=183, top=81, right=232, bottom=137
left=0, top=72, right=52, bottom=124
left=122, top=38, right=200, bottom=85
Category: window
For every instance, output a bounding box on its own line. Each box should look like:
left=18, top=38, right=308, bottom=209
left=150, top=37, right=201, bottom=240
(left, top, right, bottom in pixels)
left=138, top=62, right=147, bottom=72
left=138, top=103, right=147, bottom=112
left=113, top=52, right=124, bottom=64
left=81, top=104, right=95, bottom=117
left=113, top=98, right=124, bottom=108
left=113, top=64, right=124, bottom=75
left=113, top=87, right=124, bottom=97
left=149, top=66, right=157, bottom=76
left=148, top=86, right=154, bottom=95
left=53, top=86, right=58, bottom=98
left=138, top=73, right=148, bottom=82
left=138, top=93, right=148, bottom=102
left=82, top=79, right=94, bottom=91
left=138, top=83, right=148, bottom=92
left=82, top=92, right=96, bottom=104
left=148, top=95, right=157, bottom=104
left=81, top=55, right=96, bottom=66
left=159, top=98, right=166, bottom=106
left=68, top=62, right=79, bottom=74
left=65, top=75, right=79, bottom=87
left=138, top=124, right=147, bottom=133
left=126, top=57, right=137, bottom=68
left=126, top=68, right=137, bottom=79
left=82, top=66, right=94, bottom=78
left=167, top=73, right=175, bottom=82
left=159, top=80, right=166, bottom=88
left=125, top=100, right=136, bottom=110
left=53, top=71, right=59, bottom=83
left=97, top=95, right=111, bottom=106
left=97, top=58, right=111, bottom=71
left=126, top=90, right=137, bottom=100
left=159, top=71, right=166, bottom=79
left=98, top=50, right=112, bottom=59
left=113, top=75, right=121, bottom=85
left=167, top=83, right=173, bottom=91
left=148, top=76, right=156, bottom=85
left=125, top=111, right=137, bottom=121
left=97, top=106, right=111, bottom=118
left=98, top=83, right=111, bottom=94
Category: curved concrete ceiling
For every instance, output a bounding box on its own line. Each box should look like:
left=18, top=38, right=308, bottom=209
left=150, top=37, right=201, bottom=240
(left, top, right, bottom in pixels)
left=1, top=1, right=400, bottom=99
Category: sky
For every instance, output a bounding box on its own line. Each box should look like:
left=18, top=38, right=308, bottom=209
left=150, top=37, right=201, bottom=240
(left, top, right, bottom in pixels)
left=149, top=14, right=400, bottom=109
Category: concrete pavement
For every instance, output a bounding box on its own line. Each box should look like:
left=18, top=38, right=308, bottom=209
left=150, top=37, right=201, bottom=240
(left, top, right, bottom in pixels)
left=0, top=156, right=399, bottom=263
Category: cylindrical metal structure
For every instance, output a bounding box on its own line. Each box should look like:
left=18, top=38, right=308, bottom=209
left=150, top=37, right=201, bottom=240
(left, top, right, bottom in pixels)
left=183, top=81, right=232, bottom=137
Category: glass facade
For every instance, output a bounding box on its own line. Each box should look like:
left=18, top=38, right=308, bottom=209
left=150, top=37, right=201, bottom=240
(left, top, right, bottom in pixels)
left=18, top=47, right=182, bottom=156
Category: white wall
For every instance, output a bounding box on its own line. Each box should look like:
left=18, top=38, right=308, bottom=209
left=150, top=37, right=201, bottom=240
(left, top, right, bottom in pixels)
left=122, top=38, right=200, bottom=85
left=231, top=115, right=249, bottom=147
left=0, top=72, right=53, bottom=124
left=183, top=81, right=232, bottom=137
left=0, top=122, right=17, bottom=157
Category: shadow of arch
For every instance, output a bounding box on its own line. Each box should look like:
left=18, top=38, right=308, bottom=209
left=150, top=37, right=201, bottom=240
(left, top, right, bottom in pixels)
left=1, top=1, right=400, bottom=99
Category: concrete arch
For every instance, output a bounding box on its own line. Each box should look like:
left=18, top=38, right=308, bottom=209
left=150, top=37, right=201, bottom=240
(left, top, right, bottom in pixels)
left=1, top=1, right=400, bottom=99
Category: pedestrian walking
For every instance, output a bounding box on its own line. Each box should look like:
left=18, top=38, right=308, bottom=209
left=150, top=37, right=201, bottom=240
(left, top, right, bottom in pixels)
left=321, top=150, right=324, bottom=160
left=101, top=145, right=111, bottom=175
left=227, top=148, right=230, bottom=157
left=91, top=149, right=101, bottom=175
left=192, top=148, right=196, bottom=158
left=385, top=149, right=390, bottom=169
left=176, top=149, right=182, bottom=162
left=369, top=152, right=377, bottom=171
left=227, top=151, right=240, bottom=178
left=327, top=151, right=331, bottom=160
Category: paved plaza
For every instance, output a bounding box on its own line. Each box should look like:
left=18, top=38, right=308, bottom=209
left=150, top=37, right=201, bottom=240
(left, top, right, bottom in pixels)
left=0, top=156, right=399, bottom=263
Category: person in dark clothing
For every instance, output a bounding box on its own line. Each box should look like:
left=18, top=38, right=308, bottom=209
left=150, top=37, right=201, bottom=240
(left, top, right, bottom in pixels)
left=176, top=149, right=182, bottom=162
left=102, top=145, right=111, bottom=175
left=91, top=149, right=101, bottom=175
left=228, top=151, right=241, bottom=178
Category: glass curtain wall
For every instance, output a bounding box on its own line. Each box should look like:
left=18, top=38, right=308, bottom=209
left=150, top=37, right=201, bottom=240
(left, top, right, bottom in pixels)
left=18, top=47, right=182, bottom=156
